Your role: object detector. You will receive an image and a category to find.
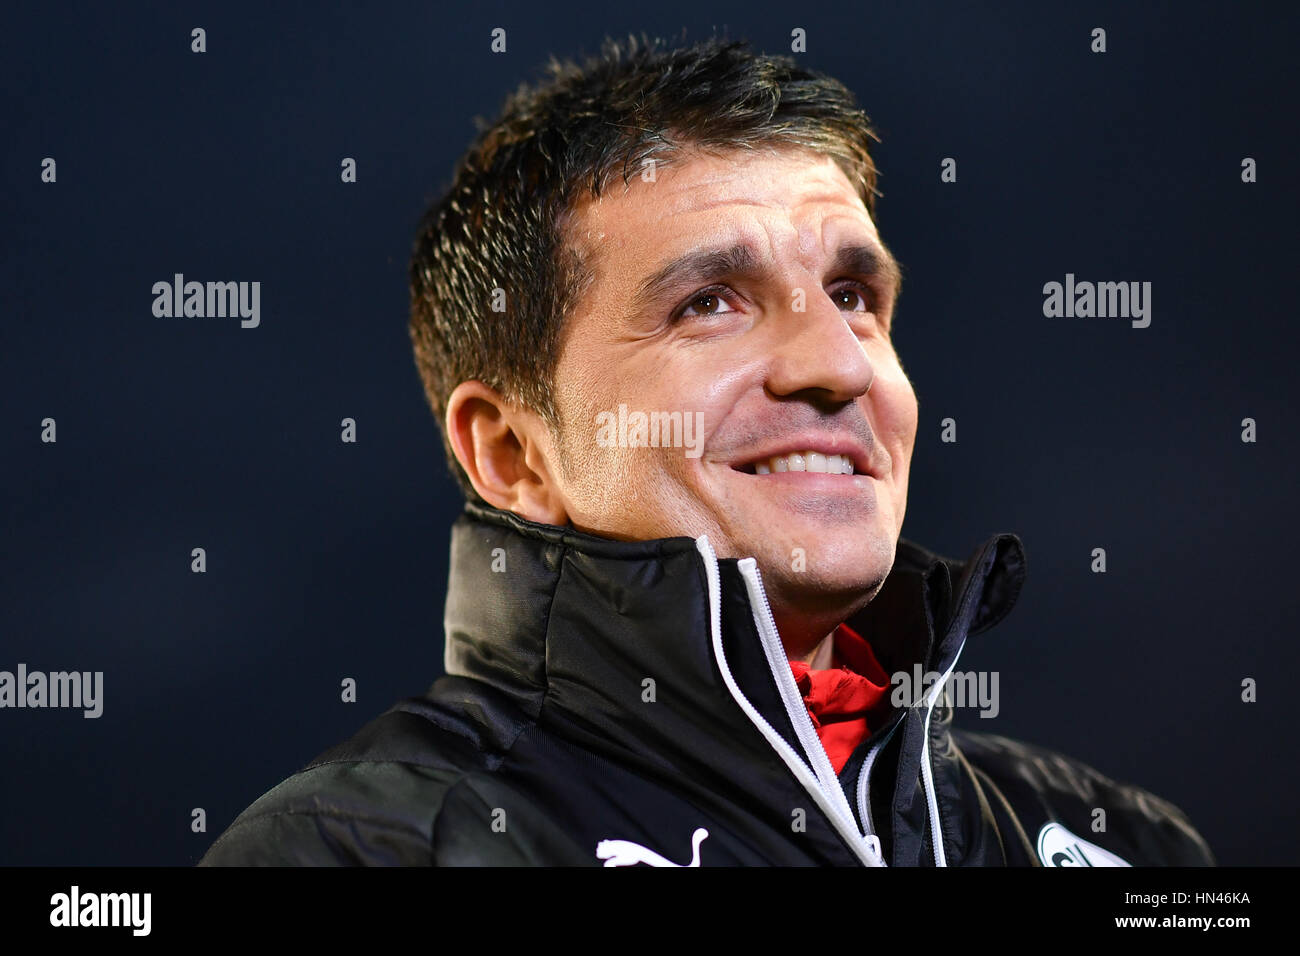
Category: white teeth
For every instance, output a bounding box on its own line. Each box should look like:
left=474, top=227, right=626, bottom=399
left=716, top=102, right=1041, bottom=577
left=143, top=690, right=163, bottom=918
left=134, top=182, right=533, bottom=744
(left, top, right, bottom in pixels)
left=749, top=451, right=857, bottom=475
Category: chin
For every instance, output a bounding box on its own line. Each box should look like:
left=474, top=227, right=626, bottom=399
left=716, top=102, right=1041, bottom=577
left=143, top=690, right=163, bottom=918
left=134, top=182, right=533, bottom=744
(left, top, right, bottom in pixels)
left=768, top=520, right=895, bottom=562
left=758, top=539, right=893, bottom=592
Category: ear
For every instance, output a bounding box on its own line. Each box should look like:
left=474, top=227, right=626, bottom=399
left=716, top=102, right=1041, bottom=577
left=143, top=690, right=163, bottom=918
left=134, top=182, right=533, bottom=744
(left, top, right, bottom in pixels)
left=445, top=380, right=570, bottom=525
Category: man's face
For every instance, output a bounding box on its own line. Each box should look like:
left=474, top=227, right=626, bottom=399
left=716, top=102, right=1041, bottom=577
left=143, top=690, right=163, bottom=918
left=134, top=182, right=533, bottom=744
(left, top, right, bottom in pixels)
left=545, top=147, right=919, bottom=625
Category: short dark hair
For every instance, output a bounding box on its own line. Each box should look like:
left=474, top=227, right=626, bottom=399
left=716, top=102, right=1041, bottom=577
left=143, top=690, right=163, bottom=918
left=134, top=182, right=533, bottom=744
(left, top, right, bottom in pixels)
left=408, top=32, right=885, bottom=501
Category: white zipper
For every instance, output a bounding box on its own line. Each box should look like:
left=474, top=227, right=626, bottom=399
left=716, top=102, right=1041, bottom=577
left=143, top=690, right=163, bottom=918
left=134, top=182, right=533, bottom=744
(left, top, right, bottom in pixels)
left=694, top=536, right=885, bottom=867
left=736, top=559, right=851, bottom=803
left=855, top=712, right=903, bottom=845
left=919, top=636, right=967, bottom=867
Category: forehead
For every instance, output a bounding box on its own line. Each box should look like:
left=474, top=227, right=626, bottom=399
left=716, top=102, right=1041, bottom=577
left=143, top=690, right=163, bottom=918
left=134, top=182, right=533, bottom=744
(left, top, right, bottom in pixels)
left=565, top=148, right=881, bottom=276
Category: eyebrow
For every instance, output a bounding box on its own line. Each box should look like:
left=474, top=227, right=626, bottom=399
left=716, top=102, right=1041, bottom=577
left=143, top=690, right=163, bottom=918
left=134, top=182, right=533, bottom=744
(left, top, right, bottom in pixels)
left=635, top=240, right=903, bottom=311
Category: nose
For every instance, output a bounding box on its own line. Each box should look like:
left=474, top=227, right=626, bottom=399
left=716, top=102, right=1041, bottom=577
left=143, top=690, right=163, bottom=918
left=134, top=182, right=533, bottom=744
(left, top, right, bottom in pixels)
left=765, top=292, right=875, bottom=404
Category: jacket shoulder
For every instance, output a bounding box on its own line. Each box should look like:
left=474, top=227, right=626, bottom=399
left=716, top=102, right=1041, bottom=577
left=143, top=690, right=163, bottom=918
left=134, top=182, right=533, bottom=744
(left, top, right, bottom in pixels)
left=199, top=680, right=526, bottom=866
left=952, top=729, right=1216, bottom=866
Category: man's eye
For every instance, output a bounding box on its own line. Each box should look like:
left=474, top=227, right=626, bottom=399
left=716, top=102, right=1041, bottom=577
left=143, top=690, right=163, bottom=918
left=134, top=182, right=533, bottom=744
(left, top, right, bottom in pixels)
left=672, top=281, right=879, bottom=323
left=676, top=287, right=735, bottom=321
left=831, top=281, right=877, bottom=313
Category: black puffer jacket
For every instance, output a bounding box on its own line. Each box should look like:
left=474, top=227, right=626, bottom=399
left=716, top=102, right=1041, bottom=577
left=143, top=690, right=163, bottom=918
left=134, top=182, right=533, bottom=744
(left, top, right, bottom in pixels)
left=199, top=504, right=1215, bottom=867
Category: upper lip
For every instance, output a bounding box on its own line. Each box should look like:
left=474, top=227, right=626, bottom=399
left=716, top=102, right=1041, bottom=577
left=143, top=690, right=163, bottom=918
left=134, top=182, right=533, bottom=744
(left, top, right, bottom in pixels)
left=729, top=433, right=881, bottom=478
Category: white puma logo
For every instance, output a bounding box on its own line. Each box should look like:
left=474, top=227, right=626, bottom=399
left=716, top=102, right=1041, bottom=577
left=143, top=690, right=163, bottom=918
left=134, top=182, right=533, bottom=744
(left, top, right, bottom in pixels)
left=596, top=827, right=709, bottom=867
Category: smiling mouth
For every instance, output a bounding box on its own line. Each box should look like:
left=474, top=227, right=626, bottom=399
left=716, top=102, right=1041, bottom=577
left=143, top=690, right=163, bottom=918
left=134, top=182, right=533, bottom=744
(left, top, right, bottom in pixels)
left=732, top=451, right=858, bottom=476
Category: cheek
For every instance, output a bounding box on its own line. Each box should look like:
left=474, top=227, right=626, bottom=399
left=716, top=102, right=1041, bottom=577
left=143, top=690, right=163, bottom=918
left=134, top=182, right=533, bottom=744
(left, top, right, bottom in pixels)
left=873, top=360, right=919, bottom=444
left=555, top=402, right=680, bottom=506
left=898, top=381, right=919, bottom=448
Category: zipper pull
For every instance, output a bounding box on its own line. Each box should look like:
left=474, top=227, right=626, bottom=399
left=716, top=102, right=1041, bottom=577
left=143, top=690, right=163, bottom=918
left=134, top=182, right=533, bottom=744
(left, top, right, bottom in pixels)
left=864, top=834, right=882, bottom=861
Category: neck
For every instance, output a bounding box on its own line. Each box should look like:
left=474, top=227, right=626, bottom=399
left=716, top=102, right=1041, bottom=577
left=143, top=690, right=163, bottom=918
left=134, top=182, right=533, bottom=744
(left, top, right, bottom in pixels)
left=800, top=631, right=836, bottom=667
left=771, top=603, right=850, bottom=663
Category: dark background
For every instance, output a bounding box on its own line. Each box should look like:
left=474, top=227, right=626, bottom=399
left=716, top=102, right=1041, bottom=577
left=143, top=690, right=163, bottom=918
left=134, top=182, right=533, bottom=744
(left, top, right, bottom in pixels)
left=2, top=1, right=1295, bottom=866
